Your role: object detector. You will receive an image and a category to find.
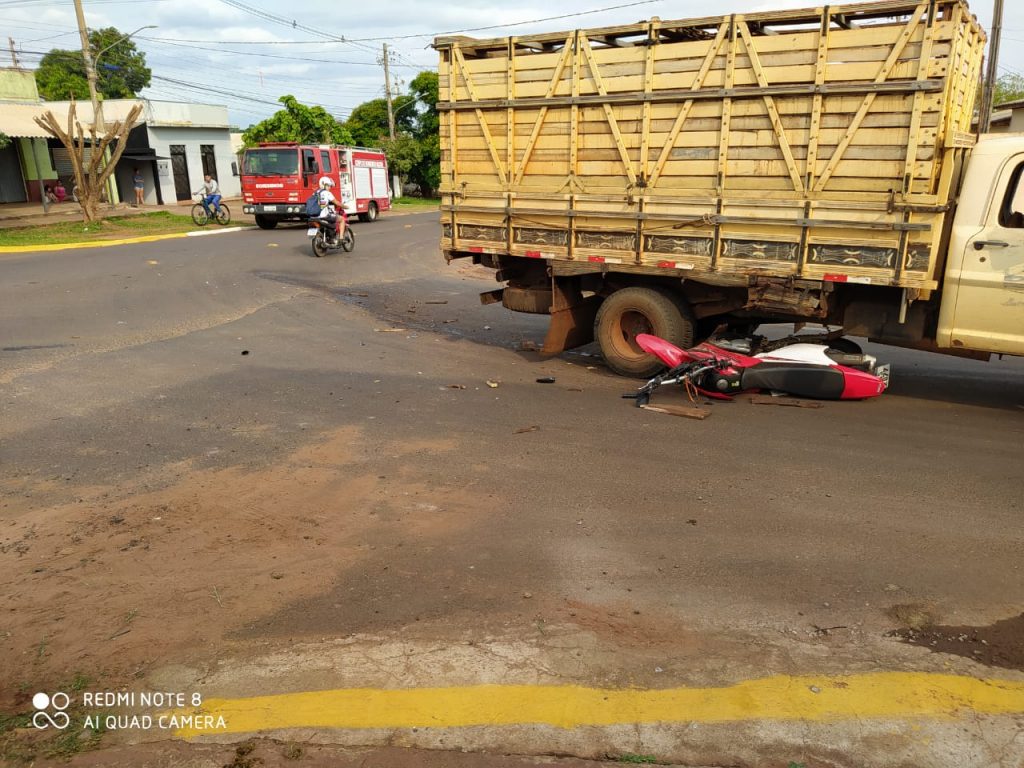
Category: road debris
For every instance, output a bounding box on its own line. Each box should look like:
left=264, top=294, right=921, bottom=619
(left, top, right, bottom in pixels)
left=749, top=394, right=824, bottom=409
left=446, top=384, right=467, bottom=390
left=517, top=340, right=539, bottom=351
left=640, top=403, right=712, bottom=420
left=514, top=425, right=539, bottom=434
left=375, top=328, right=408, bottom=333
left=426, top=300, right=449, bottom=305
left=241, top=350, right=250, bottom=356
left=811, top=625, right=848, bottom=637
left=486, top=380, right=500, bottom=388
left=536, top=376, right=556, bottom=384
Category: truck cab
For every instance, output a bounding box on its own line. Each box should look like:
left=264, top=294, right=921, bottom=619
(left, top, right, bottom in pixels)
left=939, top=135, right=1024, bottom=355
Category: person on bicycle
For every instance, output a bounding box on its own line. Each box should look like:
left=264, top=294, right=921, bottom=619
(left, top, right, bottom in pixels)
left=195, top=175, right=222, bottom=217
left=316, top=176, right=347, bottom=244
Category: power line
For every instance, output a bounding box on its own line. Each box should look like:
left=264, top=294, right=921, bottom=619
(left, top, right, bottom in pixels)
left=133, top=34, right=427, bottom=68
left=95, top=0, right=664, bottom=47
left=215, top=0, right=379, bottom=54
left=347, top=0, right=667, bottom=41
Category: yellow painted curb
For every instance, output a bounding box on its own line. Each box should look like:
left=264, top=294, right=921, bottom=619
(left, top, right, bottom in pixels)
left=0, top=227, right=250, bottom=254
left=169, top=672, right=1024, bottom=738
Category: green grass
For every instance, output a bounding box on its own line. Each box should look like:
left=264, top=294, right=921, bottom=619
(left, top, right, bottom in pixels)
left=615, top=754, right=659, bottom=764
left=391, top=197, right=441, bottom=209
left=0, top=211, right=203, bottom=247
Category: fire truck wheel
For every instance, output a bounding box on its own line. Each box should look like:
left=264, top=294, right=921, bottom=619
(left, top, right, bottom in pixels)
left=359, top=202, right=378, bottom=223
left=254, top=215, right=278, bottom=230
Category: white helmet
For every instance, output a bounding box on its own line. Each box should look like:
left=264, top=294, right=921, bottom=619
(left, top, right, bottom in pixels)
left=318, top=176, right=334, bottom=189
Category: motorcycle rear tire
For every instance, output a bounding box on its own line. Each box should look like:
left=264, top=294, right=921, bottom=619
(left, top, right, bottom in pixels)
left=341, top=228, right=355, bottom=252
left=311, top=234, right=328, bottom=258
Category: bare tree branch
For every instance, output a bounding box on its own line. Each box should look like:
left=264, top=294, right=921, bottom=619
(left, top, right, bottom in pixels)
left=34, top=99, right=143, bottom=223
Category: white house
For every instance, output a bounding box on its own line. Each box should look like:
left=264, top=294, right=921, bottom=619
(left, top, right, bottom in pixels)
left=40, top=99, right=241, bottom=205
left=0, top=94, right=240, bottom=207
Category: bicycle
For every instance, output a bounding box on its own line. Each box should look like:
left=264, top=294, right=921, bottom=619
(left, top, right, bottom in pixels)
left=191, top=195, right=231, bottom=226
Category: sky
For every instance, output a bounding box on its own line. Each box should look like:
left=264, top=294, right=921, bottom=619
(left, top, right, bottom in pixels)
left=3, top=0, right=1022, bottom=127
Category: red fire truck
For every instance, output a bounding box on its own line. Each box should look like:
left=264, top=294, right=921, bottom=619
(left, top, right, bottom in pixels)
left=240, top=143, right=392, bottom=229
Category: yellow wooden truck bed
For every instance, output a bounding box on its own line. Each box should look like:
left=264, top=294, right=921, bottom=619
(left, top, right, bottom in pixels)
left=435, top=0, right=984, bottom=291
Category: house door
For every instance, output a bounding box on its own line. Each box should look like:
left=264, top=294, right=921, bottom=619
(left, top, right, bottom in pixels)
left=200, top=144, right=217, bottom=179
left=170, top=145, right=191, bottom=201
left=0, top=144, right=27, bottom=203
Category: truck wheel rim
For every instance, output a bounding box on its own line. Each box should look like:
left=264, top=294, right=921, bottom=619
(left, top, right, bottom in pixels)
left=612, top=309, right=653, bottom=361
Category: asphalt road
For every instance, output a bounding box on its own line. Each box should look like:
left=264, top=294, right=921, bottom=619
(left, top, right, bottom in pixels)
left=1, top=212, right=1022, bottom=767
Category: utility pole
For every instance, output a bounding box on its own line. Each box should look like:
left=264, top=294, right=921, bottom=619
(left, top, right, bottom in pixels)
left=979, top=0, right=1004, bottom=134
left=382, top=43, right=396, bottom=140
left=8, top=37, right=19, bottom=68
left=72, top=0, right=103, bottom=132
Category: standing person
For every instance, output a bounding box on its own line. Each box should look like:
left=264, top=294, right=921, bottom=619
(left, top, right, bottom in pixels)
left=54, top=180, right=66, bottom=203
left=132, top=168, right=145, bottom=206
left=194, top=174, right=222, bottom=218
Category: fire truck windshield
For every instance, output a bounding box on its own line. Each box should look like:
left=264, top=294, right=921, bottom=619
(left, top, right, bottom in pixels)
left=242, top=149, right=299, bottom=176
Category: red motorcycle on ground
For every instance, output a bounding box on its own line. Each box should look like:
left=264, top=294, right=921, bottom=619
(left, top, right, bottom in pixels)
left=626, top=334, right=889, bottom=407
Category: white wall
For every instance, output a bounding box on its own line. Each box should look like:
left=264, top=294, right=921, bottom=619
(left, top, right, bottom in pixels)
left=146, top=101, right=229, bottom=129
left=146, top=126, right=241, bottom=204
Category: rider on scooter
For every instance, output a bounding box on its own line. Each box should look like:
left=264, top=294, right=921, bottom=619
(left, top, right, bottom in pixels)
left=316, top=176, right=347, bottom=244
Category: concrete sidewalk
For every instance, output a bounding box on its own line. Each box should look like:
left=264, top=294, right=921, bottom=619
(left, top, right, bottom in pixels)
left=0, top=199, right=242, bottom=229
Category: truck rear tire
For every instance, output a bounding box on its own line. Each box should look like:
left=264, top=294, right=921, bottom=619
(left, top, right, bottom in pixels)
left=359, top=202, right=378, bottom=222
left=595, top=287, right=694, bottom=378
left=502, top=286, right=553, bottom=314
left=254, top=215, right=277, bottom=230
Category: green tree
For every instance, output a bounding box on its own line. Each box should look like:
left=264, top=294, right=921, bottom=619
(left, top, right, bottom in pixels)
left=995, top=73, right=1024, bottom=106
left=0, top=132, right=10, bottom=150
left=242, top=95, right=353, bottom=147
left=345, top=71, right=441, bottom=197
left=344, top=96, right=415, bottom=147
left=406, top=71, right=441, bottom=197
left=34, top=27, right=151, bottom=101
left=380, top=133, right=423, bottom=177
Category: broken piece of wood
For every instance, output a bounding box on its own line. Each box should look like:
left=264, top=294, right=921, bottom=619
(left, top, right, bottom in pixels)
left=749, top=394, right=824, bottom=408
left=640, top=403, right=712, bottom=420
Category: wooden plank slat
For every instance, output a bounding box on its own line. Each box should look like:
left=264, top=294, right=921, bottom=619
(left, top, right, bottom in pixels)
left=454, top=47, right=508, bottom=186
left=649, top=23, right=729, bottom=187
left=805, top=7, right=831, bottom=191
left=580, top=32, right=638, bottom=186
left=814, top=2, right=927, bottom=193
left=737, top=20, right=805, bottom=194
left=513, top=38, right=574, bottom=185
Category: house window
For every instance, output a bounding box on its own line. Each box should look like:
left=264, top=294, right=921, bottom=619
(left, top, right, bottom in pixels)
left=200, top=145, right=218, bottom=179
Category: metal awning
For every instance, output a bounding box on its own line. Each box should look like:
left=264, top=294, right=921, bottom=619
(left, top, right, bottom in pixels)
left=120, top=152, right=169, bottom=161
left=0, top=103, right=53, bottom=139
